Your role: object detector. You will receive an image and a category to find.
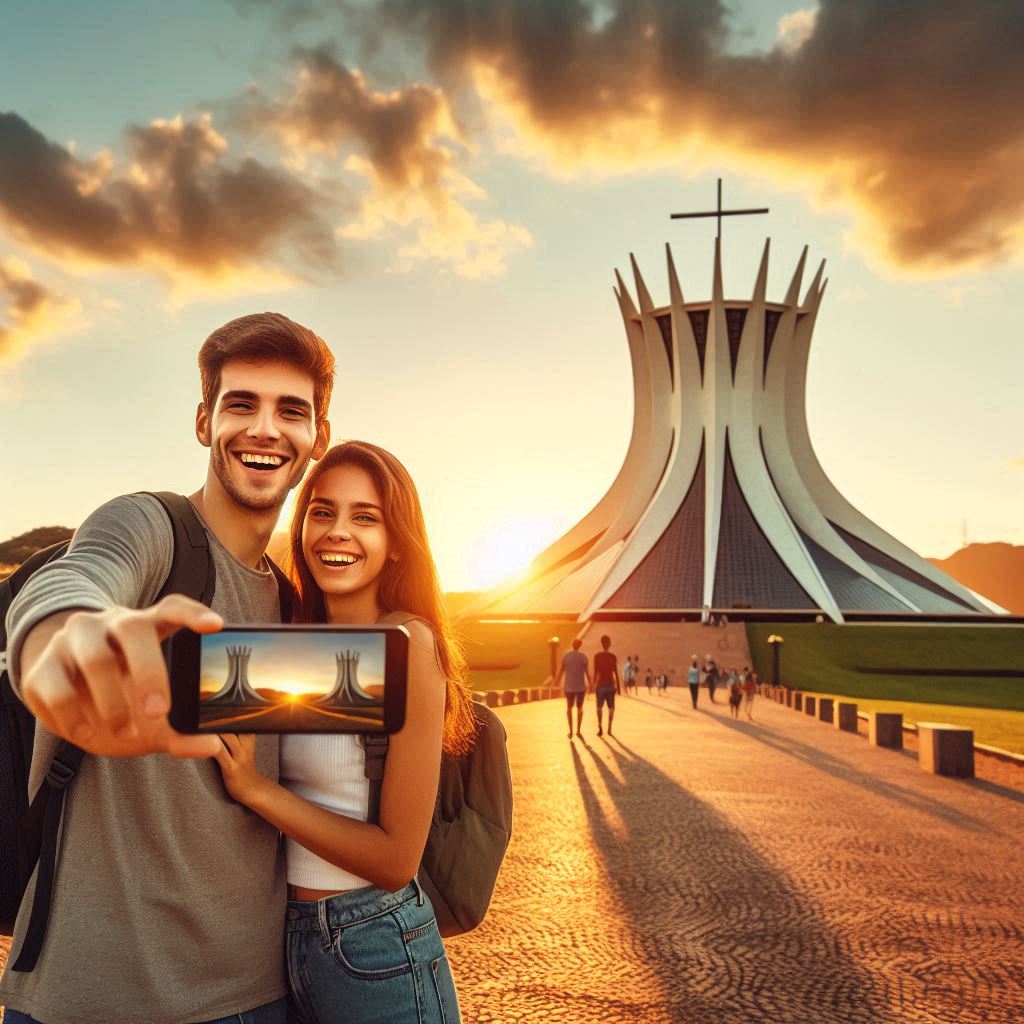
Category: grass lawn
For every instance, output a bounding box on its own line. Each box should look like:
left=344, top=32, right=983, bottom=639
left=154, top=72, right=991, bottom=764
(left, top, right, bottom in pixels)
left=806, top=691, right=1024, bottom=756
left=747, top=622, right=1024, bottom=710
left=457, top=618, right=580, bottom=693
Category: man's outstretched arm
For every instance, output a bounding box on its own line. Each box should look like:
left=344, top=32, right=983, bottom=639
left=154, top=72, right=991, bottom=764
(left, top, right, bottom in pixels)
left=8, top=494, right=222, bottom=758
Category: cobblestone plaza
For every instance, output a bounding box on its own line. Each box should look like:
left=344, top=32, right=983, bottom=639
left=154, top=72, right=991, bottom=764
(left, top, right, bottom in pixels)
left=447, top=691, right=1023, bottom=1024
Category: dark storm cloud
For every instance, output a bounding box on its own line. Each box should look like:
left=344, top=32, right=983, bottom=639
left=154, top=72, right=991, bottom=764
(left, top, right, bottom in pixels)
left=357, top=0, right=1024, bottom=272
left=0, top=111, right=339, bottom=282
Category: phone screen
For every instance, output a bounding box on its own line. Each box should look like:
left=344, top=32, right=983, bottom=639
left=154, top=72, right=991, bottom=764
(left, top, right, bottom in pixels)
left=197, top=628, right=388, bottom=733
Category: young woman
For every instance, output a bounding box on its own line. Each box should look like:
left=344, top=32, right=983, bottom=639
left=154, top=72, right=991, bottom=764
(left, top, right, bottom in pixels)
left=213, top=441, right=477, bottom=1024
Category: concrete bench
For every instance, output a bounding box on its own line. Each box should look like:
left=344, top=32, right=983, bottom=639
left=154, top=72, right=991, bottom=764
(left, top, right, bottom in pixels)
left=869, top=712, right=903, bottom=750
left=918, top=723, right=975, bottom=778
left=784, top=689, right=794, bottom=708
left=530, top=689, right=541, bottom=702
left=517, top=689, right=529, bottom=704
left=500, top=691, right=516, bottom=707
left=804, top=695, right=817, bottom=716
left=794, top=692, right=803, bottom=712
left=818, top=697, right=834, bottom=724
left=485, top=691, right=500, bottom=708
left=835, top=702, right=858, bottom=732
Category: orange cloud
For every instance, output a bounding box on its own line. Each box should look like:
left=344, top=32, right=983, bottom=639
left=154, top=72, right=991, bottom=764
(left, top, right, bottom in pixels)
left=366, top=0, right=1024, bottom=274
left=234, top=47, right=532, bottom=277
left=0, top=111, right=338, bottom=288
left=0, top=257, right=82, bottom=363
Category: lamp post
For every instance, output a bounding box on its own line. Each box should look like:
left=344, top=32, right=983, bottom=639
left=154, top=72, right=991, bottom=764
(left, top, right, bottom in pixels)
left=548, top=636, right=560, bottom=685
left=767, top=634, right=784, bottom=687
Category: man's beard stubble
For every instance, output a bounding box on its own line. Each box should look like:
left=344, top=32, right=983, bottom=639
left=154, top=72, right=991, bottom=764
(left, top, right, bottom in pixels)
left=211, top=446, right=304, bottom=513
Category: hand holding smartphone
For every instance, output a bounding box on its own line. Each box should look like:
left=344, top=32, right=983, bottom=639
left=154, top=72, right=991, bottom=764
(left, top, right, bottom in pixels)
left=168, top=624, right=408, bottom=734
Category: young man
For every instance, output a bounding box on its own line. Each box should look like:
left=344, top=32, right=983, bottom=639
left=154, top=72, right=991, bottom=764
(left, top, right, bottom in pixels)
left=592, top=634, right=620, bottom=738
left=555, top=637, right=591, bottom=739
left=1, top=313, right=333, bottom=1024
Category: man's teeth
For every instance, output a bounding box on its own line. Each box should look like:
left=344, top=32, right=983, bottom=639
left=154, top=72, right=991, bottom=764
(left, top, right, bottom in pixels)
left=320, top=553, right=358, bottom=566
left=239, top=453, right=285, bottom=468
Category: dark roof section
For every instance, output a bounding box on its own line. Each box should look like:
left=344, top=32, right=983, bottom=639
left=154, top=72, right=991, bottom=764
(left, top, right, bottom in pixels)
left=725, top=308, right=747, bottom=380
left=655, top=314, right=674, bottom=382
left=763, top=309, right=782, bottom=382
left=712, top=439, right=816, bottom=609
left=829, top=522, right=975, bottom=611
left=603, top=438, right=705, bottom=609
left=797, top=528, right=910, bottom=612
left=687, top=309, right=708, bottom=380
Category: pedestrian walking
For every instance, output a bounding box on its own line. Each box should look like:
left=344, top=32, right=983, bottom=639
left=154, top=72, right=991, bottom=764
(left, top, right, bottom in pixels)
left=656, top=671, right=668, bottom=696
left=631, top=655, right=640, bottom=694
left=644, top=668, right=654, bottom=694
left=592, top=634, right=621, bottom=737
left=687, top=657, right=700, bottom=708
left=742, top=667, right=757, bottom=721
left=705, top=656, right=719, bottom=703
left=728, top=675, right=742, bottom=718
left=623, top=656, right=635, bottom=696
left=555, top=638, right=591, bottom=739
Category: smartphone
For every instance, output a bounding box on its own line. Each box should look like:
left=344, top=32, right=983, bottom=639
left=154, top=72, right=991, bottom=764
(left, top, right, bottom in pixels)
left=168, top=624, right=408, bottom=734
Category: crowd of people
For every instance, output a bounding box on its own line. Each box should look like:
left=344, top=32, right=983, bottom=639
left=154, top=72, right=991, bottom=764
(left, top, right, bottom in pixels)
left=557, top=641, right=763, bottom=738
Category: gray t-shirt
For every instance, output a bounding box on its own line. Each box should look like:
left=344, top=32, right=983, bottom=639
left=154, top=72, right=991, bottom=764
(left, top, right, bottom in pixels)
left=0, top=494, right=287, bottom=1024
left=561, top=650, right=588, bottom=693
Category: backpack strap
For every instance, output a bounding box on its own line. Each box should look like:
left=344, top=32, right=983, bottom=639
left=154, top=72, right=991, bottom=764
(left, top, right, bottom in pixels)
left=362, top=734, right=390, bottom=825
left=12, top=492, right=214, bottom=973
left=265, top=556, right=295, bottom=624
left=361, top=611, right=430, bottom=825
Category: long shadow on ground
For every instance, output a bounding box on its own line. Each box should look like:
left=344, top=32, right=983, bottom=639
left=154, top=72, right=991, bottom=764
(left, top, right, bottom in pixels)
left=636, top=695, right=996, bottom=831
left=570, top=738, right=892, bottom=1024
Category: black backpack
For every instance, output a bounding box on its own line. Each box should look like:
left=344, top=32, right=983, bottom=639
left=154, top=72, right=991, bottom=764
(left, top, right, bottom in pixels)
left=0, top=492, right=293, bottom=971
left=364, top=617, right=513, bottom=937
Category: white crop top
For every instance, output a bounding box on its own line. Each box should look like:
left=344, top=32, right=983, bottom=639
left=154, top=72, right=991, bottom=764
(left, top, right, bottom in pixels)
left=279, top=732, right=371, bottom=890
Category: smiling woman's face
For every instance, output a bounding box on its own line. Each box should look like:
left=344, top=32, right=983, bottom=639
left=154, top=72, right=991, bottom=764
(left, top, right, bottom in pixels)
left=301, top=463, right=392, bottom=618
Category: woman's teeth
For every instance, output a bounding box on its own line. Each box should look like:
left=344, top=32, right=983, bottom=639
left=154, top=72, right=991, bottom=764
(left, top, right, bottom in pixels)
left=320, top=553, right=358, bottom=565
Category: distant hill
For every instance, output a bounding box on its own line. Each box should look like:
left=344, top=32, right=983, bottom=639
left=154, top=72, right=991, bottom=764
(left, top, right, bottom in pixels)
left=929, top=543, right=1024, bottom=614
left=0, top=526, right=76, bottom=579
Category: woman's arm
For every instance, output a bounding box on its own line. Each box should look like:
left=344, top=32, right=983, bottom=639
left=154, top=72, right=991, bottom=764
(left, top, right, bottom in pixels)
left=214, top=620, right=446, bottom=893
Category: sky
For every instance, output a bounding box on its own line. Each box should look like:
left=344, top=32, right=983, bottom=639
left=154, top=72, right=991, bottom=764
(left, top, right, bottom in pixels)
left=200, top=629, right=385, bottom=696
left=2, top=0, right=1023, bottom=591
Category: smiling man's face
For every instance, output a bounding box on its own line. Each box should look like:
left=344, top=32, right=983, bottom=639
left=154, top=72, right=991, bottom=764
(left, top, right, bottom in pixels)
left=197, top=358, right=328, bottom=512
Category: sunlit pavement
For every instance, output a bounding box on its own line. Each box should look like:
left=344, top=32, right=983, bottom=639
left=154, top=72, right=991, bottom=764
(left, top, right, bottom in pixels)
left=446, top=689, right=1024, bottom=1024
left=2, top=691, right=1021, bottom=1023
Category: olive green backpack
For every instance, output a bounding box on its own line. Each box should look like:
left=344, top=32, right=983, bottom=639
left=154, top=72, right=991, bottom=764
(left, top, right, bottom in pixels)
left=364, top=614, right=513, bottom=937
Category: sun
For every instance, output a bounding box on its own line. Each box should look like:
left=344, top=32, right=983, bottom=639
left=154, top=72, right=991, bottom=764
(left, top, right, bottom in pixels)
left=465, top=514, right=567, bottom=591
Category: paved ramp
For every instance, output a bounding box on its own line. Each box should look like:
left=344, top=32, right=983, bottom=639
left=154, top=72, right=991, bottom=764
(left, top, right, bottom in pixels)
left=447, top=689, right=1024, bottom=1023
left=573, top=620, right=752, bottom=683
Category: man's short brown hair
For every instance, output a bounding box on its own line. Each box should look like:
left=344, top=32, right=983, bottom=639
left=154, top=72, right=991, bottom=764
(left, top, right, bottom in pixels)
left=198, top=312, right=335, bottom=423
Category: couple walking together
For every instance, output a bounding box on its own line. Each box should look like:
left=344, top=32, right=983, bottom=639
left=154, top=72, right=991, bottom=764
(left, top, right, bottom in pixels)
left=556, top=635, right=620, bottom=738
left=2, top=314, right=470, bottom=1023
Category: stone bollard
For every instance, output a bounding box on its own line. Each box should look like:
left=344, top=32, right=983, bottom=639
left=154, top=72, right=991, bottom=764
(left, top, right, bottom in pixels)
left=500, top=691, right=515, bottom=707
left=785, top=689, right=793, bottom=708
left=818, top=697, right=834, bottom=724
left=794, top=692, right=803, bottom=712
left=485, top=692, right=500, bottom=708
left=917, top=723, right=975, bottom=778
left=869, top=712, right=903, bottom=750
left=517, top=689, right=528, bottom=704
left=804, top=695, right=817, bottom=716
left=530, top=689, right=540, bottom=702
left=835, top=702, right=858, bottom=732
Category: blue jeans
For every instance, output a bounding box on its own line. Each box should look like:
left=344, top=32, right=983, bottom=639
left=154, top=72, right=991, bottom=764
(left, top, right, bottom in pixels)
left=3, top=996, right=286, bottom=1024
left=285, top=879, right=460, bottom=1024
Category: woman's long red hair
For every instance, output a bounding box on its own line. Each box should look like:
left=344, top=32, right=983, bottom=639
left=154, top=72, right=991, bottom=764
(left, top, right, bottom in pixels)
left=288, top=441, right=476, bottom=757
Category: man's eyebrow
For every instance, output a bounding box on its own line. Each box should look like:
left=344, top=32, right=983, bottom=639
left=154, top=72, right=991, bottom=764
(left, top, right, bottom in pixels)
left=219, top=390, right=313, bottom=412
